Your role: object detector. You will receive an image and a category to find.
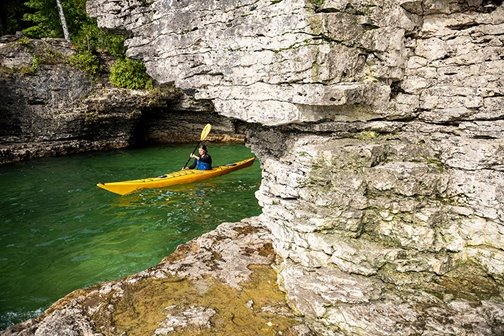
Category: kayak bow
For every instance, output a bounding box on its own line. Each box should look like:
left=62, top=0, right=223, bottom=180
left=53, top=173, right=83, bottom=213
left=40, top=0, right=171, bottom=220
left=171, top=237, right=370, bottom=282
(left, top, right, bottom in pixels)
left=97, top=157, right=255, bottom=196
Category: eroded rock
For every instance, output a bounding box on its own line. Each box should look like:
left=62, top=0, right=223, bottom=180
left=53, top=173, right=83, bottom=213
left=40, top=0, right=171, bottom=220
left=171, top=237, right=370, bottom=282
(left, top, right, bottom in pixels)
left=0, top=38, right=244, bottom=164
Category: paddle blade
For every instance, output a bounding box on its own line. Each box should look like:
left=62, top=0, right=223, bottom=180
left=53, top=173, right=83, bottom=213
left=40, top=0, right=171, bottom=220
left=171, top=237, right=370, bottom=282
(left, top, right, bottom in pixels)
left=200, top=123, right=212, bottom=141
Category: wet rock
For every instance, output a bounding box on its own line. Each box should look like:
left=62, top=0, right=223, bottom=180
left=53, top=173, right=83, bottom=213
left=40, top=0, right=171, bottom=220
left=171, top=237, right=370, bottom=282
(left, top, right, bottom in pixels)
left=1, top=218, right=313, bottom=336
left=36, top=0, right=504, bottom=334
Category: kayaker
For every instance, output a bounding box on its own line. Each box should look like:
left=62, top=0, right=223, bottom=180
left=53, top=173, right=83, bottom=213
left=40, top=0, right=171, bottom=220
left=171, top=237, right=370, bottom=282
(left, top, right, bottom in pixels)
left=186, top=145, right=212, bottom=170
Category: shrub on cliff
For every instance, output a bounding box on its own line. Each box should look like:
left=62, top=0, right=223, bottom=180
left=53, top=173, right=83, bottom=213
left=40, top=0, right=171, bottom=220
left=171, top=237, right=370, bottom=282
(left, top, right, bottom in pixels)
left=11, top=0, right=154, bottom=89
left=109, top=58, right=153, bottom=90
left=72, top=22, right=126, bottom=58
left=68, top=21, right=124, bottom=77
left=68, top=50, right=100, bottom=76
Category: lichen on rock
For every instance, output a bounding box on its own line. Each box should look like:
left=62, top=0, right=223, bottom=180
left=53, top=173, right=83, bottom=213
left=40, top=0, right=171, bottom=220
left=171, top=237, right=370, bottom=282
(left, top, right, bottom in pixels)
left=1, top=218, right=313, bottom=336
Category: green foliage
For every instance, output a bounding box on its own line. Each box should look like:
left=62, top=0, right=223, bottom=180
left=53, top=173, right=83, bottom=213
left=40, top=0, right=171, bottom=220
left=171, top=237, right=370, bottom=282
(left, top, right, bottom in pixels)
left=72, top=21, right=126, bottom=57
left=103, top=34, right=127, bottom=58
left=110, top=58, right=153, bottom=90
left=21, top=0, right=125, bottom=56
left=16, top=0, right=153, bottom=89
left=16, top=41, right=67, bottom=76
left=16, top=36, right=33, bottom=47
left=69, top=51, right=100, bottom=76
left=310, top=0, right=325, bottom=8
left=38, top=44, right=65, bottom=64
left=61, top=0, right=91, bottom=37
left=31, top=54, right=41, bottom=71
left=19, top=55, right=41, bottom=75
left=22, top=0, right=61, bottom=38
left=22, top=0, right=89, bottom=39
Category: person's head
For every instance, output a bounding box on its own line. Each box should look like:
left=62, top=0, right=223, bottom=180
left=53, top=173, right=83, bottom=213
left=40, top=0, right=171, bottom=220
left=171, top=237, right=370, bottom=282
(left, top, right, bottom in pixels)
left=198, top=145, right=207, bottom=155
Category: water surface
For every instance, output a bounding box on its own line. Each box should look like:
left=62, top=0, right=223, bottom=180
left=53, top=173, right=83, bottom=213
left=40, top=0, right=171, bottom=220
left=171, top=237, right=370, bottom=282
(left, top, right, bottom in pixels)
left=0, top=144, right=261, bottom=329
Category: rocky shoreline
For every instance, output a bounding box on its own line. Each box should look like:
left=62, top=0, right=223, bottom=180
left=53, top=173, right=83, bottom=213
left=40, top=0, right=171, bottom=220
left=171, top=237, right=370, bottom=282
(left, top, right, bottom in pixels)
left=1, top=217, right=314, bottom=336
left=1, top=0, right=503, bottom=334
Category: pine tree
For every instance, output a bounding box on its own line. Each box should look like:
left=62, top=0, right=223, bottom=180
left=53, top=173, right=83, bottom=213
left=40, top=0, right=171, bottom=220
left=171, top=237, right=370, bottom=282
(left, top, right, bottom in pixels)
left=23, top=0, right=61, bottom=38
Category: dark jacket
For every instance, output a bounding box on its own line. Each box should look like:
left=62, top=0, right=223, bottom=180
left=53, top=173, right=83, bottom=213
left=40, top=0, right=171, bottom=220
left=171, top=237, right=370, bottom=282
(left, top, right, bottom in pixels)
left=189, top=153, right=212, bottom=170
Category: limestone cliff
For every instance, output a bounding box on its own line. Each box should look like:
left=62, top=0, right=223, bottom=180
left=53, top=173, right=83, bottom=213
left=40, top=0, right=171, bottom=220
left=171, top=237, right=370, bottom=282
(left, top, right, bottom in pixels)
left=0, top=37, right=244, bottom=164
left=85, top=0, right=504, bottom=334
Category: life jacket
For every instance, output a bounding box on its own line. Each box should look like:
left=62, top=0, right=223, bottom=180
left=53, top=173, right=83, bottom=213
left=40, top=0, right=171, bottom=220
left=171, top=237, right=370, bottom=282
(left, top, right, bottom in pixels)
left=196, top=160, right=212, bottom=170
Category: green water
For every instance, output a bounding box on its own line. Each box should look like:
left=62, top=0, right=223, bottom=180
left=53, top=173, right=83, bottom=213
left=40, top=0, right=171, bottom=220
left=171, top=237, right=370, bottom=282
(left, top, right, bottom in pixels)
left=0, top=144, right=261, bottom=330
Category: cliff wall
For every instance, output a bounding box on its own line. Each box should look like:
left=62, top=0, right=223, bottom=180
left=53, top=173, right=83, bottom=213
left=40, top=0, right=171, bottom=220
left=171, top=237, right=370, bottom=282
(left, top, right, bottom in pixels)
left=0, top=37, right=243, bottom=164
left=86, top=0, right=504, bottom=334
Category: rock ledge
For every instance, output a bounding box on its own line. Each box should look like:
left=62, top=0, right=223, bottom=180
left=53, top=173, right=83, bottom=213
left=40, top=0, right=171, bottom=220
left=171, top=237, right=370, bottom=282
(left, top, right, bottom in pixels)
left=1, top=217, right=313, bottom=336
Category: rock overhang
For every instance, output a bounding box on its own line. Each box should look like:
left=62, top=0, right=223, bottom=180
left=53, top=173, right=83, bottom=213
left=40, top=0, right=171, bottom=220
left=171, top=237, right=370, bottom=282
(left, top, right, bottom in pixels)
left=87, top=0, right=417, bottom=127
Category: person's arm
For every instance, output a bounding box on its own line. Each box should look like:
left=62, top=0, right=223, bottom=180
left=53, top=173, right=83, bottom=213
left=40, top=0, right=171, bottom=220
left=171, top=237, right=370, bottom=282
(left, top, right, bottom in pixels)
left=186, top=154, right=198, bottom=169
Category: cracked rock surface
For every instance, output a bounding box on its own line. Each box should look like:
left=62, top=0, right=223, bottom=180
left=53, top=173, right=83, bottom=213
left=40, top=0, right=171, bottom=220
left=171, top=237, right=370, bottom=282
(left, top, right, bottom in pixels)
left=0, top=38, right=244, bottom=164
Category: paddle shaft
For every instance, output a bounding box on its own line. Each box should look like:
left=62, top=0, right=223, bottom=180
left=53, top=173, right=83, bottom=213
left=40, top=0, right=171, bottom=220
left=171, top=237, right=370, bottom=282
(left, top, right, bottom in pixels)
left=183, top=141, right=202, bottom=169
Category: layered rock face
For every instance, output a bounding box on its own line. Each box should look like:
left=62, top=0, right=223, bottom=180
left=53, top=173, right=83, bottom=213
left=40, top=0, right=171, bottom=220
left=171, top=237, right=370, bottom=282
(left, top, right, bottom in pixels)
left=87, top=0, right=504, bottom=335
left=0, top=38, right=148, bottom=163
left=0, top=38, right=243, bottom=164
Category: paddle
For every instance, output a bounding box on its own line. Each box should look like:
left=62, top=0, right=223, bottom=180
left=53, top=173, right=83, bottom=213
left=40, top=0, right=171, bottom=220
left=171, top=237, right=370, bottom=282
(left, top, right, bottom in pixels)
left=183, top=123, right=212, bottom=169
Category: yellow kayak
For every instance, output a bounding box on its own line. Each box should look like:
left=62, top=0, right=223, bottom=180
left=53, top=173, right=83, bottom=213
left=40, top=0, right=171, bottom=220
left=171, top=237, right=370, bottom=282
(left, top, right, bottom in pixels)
left=97, top=157, right=256, bottom=195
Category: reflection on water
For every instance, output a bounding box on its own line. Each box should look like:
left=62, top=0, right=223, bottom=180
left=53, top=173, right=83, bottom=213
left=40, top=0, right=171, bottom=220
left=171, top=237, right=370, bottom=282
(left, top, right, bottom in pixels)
left=0, top=144, right=261, bottom=330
